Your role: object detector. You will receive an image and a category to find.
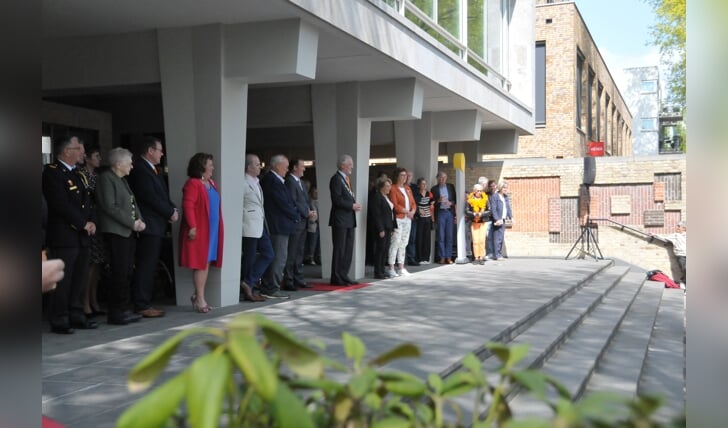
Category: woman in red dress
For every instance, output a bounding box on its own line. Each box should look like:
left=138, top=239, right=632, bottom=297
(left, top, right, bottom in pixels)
left=178, top=153, right=224, bottom=313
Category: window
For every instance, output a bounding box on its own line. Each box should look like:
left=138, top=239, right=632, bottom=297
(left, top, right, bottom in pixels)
left=587, top=69, right=594, bottom=139
left=641, top=118, right=658, bottom=131
left=641, top=80, right=657, bottom=93
left=596, top=83, right=603, bottom=141
left=535, top=42, right=546, bottom=125
left=576, top=53, right=584, bottom=129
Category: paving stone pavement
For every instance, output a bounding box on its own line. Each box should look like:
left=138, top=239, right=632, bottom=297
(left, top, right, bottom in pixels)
left=42, top=258, right=614, bottom=427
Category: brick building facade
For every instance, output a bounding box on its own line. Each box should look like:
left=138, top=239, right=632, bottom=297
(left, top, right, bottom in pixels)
left=489, top=0, right=633, bottom=160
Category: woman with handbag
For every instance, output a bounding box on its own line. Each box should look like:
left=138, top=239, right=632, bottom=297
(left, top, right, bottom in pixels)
left=465, top=184, right=489, bottom=264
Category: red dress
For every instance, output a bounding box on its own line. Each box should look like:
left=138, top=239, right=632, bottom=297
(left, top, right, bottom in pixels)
left=178, top=178, right=224, bottom=270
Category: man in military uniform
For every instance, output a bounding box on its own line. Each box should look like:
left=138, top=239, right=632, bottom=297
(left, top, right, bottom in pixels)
left=42, top=136, right=98, bottom=333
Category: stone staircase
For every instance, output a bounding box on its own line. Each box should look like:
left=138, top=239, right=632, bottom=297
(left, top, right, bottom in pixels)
left=443, top=260, right=686, bottom=425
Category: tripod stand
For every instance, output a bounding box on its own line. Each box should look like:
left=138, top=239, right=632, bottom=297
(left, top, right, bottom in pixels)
left=566, top=185, right=603, bottom=260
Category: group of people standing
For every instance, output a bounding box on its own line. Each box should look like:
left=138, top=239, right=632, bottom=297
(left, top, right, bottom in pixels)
left=42, top=135, right=223, bottom=334
left=367, top=170, right=514, bottom=277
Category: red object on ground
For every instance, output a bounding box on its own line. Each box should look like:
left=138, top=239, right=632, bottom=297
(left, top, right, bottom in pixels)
left=303, top=282, right=372, bottom=292
left=42, top=416, right=66, bottom=428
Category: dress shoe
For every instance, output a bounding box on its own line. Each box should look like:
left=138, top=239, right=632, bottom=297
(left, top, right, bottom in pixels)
left=50, top=324, right=75, bottom=334
left=281, top=284, right=299, bottom=291
left=329, top=280, right=347, bottom=286
left=407, top=261, right=420, bottom=266
left=108, top=310, right=142, bottom=325
left=69, top=316, right=99, bottom=329
left=343, top=279, right=357, bottom=285
left=446, top=258, right=454, bottom=264
left=374, top=274, right=388, bottom=279
left=295, top=281, right=311, bottom=289
left=439, top=258, right=447, bottom=264
left=135, top=307, right=165, bottom=318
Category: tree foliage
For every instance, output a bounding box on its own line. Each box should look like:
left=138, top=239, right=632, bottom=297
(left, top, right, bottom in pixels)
left=645, top=0, right=686, bottom=107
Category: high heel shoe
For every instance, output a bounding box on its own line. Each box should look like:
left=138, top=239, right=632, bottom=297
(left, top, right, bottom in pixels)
left=240, top=281, right=266, bottom=302
left=190, top=294, right=212, bottom=313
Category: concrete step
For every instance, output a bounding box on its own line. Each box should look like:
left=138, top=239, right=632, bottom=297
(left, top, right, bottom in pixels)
left=638, top=286, right=686, bottom=423
left=582, top=281, right=663, bottom=399
left=508, top=270, right=646, bottom=419
left=443, top=264, right=630, bottom=421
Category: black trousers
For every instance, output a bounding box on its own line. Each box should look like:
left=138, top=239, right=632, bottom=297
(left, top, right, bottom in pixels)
left=284, top=226, right=307, bottom=286
left=372, top=230, right=392, bottom=276
left=48, top=245, right=89, bottom=326
left=676, top=255, right=686, bottom=283
left=104, top=233, right=135, bottom=314
left=415, top=217, right=432, bottom=262
left=132, top=234, right=162, bottom=310
left=330, top=226, right=355, bottom=283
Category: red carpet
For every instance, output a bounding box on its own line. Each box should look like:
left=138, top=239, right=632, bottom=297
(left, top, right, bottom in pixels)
left=304, top=282, right=372, bottom=292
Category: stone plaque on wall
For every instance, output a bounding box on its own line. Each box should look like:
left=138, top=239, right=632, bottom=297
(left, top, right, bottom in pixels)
left=644, top=209, right=665, bottom=227
left=610, top=195, right=631, bottom=215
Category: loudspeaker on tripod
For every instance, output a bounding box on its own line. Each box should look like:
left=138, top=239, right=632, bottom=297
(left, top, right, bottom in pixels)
left=583, top=156, right=596, bottom=185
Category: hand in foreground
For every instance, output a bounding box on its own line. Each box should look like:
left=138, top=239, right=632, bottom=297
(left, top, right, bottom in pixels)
left=353, top=203, right=362, bottom=212
left=188, top=227, right=197, bottom=240
left=42, top=259, right=65, bottom=293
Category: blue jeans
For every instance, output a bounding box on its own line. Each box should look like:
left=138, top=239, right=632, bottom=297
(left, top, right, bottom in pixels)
left=406, top=218, right=417, bottom=263
left=436, top=209, right=454, bottom=259
left=486, top=221, right=494, bottom=257
left=491, top=223, right=505, bottom=259
left=242, top=228, right=275, bottom=290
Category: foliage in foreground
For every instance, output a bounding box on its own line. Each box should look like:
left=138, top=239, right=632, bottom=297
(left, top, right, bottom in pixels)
left=117, top=313, right=682, bottom=428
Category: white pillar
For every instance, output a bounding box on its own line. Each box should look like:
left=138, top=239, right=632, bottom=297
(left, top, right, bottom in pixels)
left=158, top=25, right=247, bottom=307
left=312, top=83, right=372, bottom=282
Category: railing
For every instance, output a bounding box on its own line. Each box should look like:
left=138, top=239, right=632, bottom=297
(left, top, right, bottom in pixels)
left=371, top=0, right=512, bottom=91
left=590, top=218, right=671, bottom=246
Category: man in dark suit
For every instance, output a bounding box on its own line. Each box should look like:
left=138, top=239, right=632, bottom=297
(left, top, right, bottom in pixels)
left=127, top=137, right=178, bottom=317
left=431, top=171, right=457, bottom=264
left=329, top=154, right=362, bottom=285
left=42, top=136, right=98, bottom=333
left=283, top=158, right=315, bottom=290
left=259, top=155, right=300, bottom=299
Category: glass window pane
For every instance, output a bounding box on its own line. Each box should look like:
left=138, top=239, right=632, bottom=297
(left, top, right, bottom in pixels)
left=641, top=118, right=657, bottom=131
left=467, top=0, right=485, bottom=57
left=438, top=0, right=461, bottom=40
left=412, top=0, right=435, bottom=18
left=640, top=80, right=657, bottom=93
left=486, top=0, right=502, bottom=72
left=535, top=42, right=546, bottom=124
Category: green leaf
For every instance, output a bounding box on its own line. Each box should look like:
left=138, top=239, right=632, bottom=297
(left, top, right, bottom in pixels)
left=377, top=370, right=423, bottom=383
left=349, top=368, right=378, bottom=398
left=384, top=379, right=427, bottom=397
left=288, top=378, right=346, bottom=395
left=504, top=343, right=530, bottom=370
left=510, top=370, right=548, bottom=400
left=575, top=391, right=628, bottom=423
left=368, top=343, right=421, bottom=367
left=486, top=342, right=511, bottom=365
left=186, top=352, right=231, bottom=428
left=117, top=371, right=186, bottom=428
left=545, top=374, right=572, bottom=400
left=342, top=332, right=366, bottom=366
left=364, top=392, right=383, bottom=410
left=414, top=402, right=434, bottom=423
left=461, top=353, right=483, bottom=376
left=502, top=418, right=553, bottom=428
left=371, top=416, right=411, bottom=428
left=441, top=372, right=476, bottom=398
left=428, top=373, right=443, bottom=394
left=128, top=328, right=214, bottom=393
left=227, top=329, right=278, bottom=401
left=262, top=323, right=324, bottom=379
left=334, top=395, right=354, bottom=423
left=271, top=382, right=315, bottom=428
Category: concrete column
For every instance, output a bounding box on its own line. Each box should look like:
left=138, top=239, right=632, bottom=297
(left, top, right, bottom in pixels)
left=158, top=25, right=247, bottom=307
left=312, top=83, right=372, bottom=282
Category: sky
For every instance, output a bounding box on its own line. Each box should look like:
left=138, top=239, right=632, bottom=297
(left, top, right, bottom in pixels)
left=574, top=0, right=661, bottom=95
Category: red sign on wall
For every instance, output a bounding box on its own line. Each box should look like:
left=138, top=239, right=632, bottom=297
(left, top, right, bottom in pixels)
left=588, top=141, right=605, bottom=156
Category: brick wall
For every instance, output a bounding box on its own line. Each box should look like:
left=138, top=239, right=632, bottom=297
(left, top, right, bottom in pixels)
left=437, top=154, right=686, bottom=274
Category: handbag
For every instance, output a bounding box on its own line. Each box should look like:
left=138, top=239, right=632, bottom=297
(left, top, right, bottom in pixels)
left=504, top=218, right=513, bottom=228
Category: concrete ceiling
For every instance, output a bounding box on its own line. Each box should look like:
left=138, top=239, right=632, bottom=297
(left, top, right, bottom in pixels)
left=42, top=0, right=511, bottom=129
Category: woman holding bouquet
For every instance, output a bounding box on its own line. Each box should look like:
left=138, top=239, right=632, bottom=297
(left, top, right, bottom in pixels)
left=465, top=184, right=489, bottom=264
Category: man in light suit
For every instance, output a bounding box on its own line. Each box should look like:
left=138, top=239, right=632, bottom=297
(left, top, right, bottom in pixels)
left=127, top=136, right=178, bottom=318
left=259, top=154, right=300, bottom=299
left=283, top=158, right=316, bottom=290
left=241, top=154, right=274, bottom=300
left=329, top=154, right=362, bottom=285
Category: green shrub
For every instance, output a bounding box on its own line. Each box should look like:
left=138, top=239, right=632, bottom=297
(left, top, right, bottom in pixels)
left=117, top=313, right=681, bottom=428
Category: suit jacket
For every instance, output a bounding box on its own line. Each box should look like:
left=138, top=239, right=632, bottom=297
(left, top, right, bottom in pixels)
left=368, top=191, right=395, bottom=234
left=430, top=183, right=457, bottom=222
left=95, top=169, right=142, bottom=238
left=178, top=178, right=224, bottom=269
left=260, top=170, right=300, bottom=235
left=389, top=185, right=416, bottom=219
left=488, top=193, right=505, bottom=223
left=42, top=160, right=95, bottom=248
left=242, top=174, right=266, bottom=238
left=286, top=173, right=311, bottom=232
left=329, top=171, right=356, bottom=228
left=127, top=158, right=176, bottom=237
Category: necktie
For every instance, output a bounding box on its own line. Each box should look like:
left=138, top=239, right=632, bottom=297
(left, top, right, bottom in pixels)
left=345, top=175, right=351, bottom=189
left=153, top=166, right=158, bottom=175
